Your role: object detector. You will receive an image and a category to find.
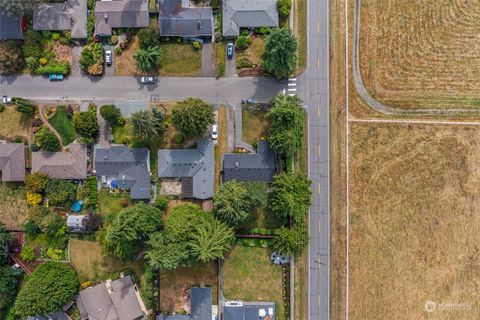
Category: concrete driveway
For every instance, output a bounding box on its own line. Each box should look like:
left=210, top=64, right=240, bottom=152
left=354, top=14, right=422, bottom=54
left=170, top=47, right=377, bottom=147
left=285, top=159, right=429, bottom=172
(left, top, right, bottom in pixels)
left=201, top=42, right=214, bottom=77
left=104, top=45, right=115, bottom=76
left=225, top=44, right=237, bottom=78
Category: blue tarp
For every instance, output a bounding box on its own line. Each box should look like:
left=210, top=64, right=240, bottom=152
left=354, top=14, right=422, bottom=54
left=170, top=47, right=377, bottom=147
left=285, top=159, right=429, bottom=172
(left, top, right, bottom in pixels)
left=111, top=180, right=119, bottom=188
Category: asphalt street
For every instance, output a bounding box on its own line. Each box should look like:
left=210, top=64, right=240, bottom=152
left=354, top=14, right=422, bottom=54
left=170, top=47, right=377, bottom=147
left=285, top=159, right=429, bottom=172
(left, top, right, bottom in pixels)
left=0, top=75, right=284, bottom=103
left=296, top=0, right=331, bottom=319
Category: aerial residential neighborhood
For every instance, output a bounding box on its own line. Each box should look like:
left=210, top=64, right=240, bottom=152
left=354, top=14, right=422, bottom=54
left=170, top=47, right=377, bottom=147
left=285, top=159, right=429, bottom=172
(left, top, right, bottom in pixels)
left=4, top=0, right=475, bottom=320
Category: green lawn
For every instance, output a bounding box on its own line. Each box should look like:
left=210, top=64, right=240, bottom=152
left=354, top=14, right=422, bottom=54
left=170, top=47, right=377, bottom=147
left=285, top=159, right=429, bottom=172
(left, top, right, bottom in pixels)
left=159, top=43, right=201, bottom=77
left=0, top=183, right=28, bottom=229
left=49, top=105, right=76, bottom=145
left=242, top=109, right=271, bottom=146
left=214, top=41, right=226, bottom=76
left=223, top=246, right=285, bottom=320
left=97, top=188, right=132, bottom=217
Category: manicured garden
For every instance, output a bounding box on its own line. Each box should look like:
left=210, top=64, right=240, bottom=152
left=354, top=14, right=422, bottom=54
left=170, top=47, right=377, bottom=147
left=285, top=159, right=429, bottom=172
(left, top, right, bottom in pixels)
left=223, top=245, right=285, bottom=320
left=48, top=106, right=76, bottom=145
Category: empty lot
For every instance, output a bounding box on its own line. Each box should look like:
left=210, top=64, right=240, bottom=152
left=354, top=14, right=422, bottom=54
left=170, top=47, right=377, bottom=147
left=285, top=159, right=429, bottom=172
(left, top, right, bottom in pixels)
left=349, top=123, right=480, bottom=319
left=359, top=0, right=480, bottom=109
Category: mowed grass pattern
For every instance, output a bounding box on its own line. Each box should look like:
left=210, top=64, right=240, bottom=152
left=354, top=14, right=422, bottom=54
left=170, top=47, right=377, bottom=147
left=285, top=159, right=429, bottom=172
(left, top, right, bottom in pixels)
left=159, top=43, right=201, bottom=77
left=349, top=123, right=480, bottom=320
left=223, top=246, right=285, bottom=320
left=49, top=106, right=76, bottom=145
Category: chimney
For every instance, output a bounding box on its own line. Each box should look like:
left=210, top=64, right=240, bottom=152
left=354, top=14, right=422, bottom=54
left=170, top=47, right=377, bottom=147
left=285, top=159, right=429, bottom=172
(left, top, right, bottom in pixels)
left=104, top=13, right=108, bottom=21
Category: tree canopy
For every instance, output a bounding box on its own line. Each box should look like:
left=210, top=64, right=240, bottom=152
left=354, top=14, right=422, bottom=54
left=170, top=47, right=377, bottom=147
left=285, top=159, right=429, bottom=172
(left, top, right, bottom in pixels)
left=0, top=266, right=21, bottom=318
left=269, top=173, right=311, bottom=223
left=277, top=0, right=292, bottom=18
left=134, top=46, right=164, bottom=73
left=14, top=262, right=78, bottom=318
left=25, top=172, right=50, bottom=193
left=100, top=104, right=122, bottom=126
left=99, top=203, right=163, bottom=260
left=0, top=0, right=46, bottom=16
left=272, top=225, right=309, bottom=256
left=0, top=41, right=25, bottom=75
left=262, top=28, right=297, bottom=79
left=130, top=110, right=165, bottom=142
left=268, top=94, right=305, bottom=155
left=0, top=224, right=11, bottom=264
left=73, top=104, right=98, bottom=143
left=213, top=180, right=266, bottom=227
left=34, top=127, right=61, bottom=152
left=172, top=98, right=214, bottom=137
left=145, top=204, right=235, bottom=270
left=45, top=180, right=76, bottom=206
left=137, top=28, right=160, bottom=49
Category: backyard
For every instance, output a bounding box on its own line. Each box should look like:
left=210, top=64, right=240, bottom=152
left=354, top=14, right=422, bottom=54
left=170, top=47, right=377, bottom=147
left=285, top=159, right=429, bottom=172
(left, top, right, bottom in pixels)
left=97, top=188, right=132, bottom=217
left=349, top=123, right=480, bottom=320
left=0, top=183, right=28, bottom=229
left=0, top=106, right=32, bottom=141
left=223, top=245, right=285, bottom=320
left=160, top=263, right=218, bottom=313
left=48, top=106, right=76, bottom=145
left=242, top=109, right=271, bottom=146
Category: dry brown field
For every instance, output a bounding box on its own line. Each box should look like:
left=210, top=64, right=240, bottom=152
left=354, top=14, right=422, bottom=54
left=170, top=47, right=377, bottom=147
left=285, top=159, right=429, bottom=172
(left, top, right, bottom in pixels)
left=359, top=0, right=480, bottom=109
left=348, top=123, right=480, bottom=320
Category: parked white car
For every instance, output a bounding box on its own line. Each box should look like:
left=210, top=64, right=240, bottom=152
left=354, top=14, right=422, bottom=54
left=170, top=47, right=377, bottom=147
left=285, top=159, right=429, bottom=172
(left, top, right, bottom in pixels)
left=2, top=95, right=12, bottom=104
left=211, top=124, right=218, bottom=140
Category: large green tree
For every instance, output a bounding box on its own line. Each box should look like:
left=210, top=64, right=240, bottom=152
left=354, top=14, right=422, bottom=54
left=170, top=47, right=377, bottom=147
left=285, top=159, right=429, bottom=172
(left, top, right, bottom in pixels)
left=272, top=225, right=309, bottom=256
left=268, top=94, right=305, bottom=155
left=73, top=104, right=98, bottom=144
left=130, top=110, right=165, bottom=142
left=0, top=224, right=11, bottom=264
left=190, top=217, right=235, bottom=263
left=145, top=232, right=189, bottom=270
left=269, top=173, right=311, bottom=223
left=34, top=127, right=61, bottom=152
left=172, top=98, right=214, bottom=137
left=14, top=262, right=78, bottom=318
left=100, top=104, right=122, bottom=127
left=25, top=172, right=50, bottom=193
left=100, top=203, right=163, bottom=260
left=45, top=180, right=76, bottom=206
left=213, top=180, right=259, bottom=227
left=262, top=28, right=297, bottom=79
left=134, top=46, right=164, bottom=73
left=0, top=0, right=46, bottom=16
left=0, top=266, right=21, bottom=318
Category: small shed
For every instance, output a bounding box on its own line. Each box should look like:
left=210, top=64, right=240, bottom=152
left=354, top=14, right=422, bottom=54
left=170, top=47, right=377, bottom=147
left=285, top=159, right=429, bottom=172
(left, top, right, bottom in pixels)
left=66, top=214, right=88, bottom=232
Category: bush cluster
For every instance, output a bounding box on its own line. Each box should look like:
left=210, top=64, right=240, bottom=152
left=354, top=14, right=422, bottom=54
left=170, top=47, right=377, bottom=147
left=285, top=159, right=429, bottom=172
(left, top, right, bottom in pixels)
left=80, top=42, right=104, bottom=75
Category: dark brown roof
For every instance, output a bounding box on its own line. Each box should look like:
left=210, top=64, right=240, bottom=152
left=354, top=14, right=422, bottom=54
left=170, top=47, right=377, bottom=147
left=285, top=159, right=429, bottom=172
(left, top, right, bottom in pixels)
left=32, top=143, right=87, bottom=180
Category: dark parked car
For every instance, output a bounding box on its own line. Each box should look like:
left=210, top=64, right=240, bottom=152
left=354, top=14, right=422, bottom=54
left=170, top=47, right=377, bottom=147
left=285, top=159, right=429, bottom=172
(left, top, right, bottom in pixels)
left=227, top=42, right=234, bottom=59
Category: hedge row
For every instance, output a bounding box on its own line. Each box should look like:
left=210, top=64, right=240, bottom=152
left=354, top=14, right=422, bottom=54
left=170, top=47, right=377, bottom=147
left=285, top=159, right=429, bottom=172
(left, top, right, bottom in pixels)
left=87, top=176, right=97, bottom=208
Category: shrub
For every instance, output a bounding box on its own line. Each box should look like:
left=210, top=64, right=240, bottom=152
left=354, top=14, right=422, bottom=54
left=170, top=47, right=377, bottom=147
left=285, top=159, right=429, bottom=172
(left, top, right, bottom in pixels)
left=100, top=104, right=122, bottom=126
left=154, top=196, right=169, bottom=211
left=41, top=30, right=52, bottom=39
left=137, top=28, right=160, bottom=49
left=27, top=192, right=43, bottom=206
left=63, top=31, right=72, bottom=43
left=192, top=41, right=201, bottom=50
left=52, top=33, right=61, bottom=41
left=111, top=35, right=119, bottom=45
left=26, top=57, right=39, bottom=72
left=235, top=36, right=249, bottom=51
left=59, top=37, right=70, bottom=45
left=45, top=180, right=76, bottom=206
left=16, top=103, right=36, bottom=116
left=0, top=41, right=25, bottom=75
left=255, top=27, right=272, bottom=35
left=20, top=247, right=35, bottom=263
left=246, top=36, right=253, bottom=45
left=241, top=29, right=250, bottom=36
left=40, top=57, right=49, bottom=66
left=277, top=0, right=292, bottom=18
left=26, top=172, right=50, bottom=193
left=24, top=221, right=41, bottom=235
left=174, top=133, right=184, bottom=143
left=36, top=61, right=70, bottom=75
left=115, top=47, right=123, bottom=55
left=22, top=30, right=43, bottom=60
left=87, top=0, right=95, bottom=10
left=0, top=104, right=4, bottom=112
left=46, top=248, right=63, bottom=260
left=80, top=42, right=104, bottom=75
left=34, top=127, right=61, bottom=152
left=236, top=56, right=253, bottom=69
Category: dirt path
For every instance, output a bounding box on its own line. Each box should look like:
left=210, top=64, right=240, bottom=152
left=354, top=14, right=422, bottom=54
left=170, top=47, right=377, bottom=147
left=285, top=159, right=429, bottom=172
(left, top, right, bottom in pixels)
left=352, top=0, right=480, bottom=116
left=38, top=104, right=64, bottom=149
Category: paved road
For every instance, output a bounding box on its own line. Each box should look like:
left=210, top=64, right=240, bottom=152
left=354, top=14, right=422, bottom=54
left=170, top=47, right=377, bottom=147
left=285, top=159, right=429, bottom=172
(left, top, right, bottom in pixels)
left=297, top=0, right=330, bottom=319
left=0, top=75, right=283, bottom=103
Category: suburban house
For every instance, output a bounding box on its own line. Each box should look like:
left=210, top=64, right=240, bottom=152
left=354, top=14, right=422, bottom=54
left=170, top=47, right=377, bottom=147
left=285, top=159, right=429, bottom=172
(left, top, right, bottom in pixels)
left=28, top=311, right=69, bottom=320
left=76, top=276, right=147, bottom=320
left=222, top=0, right=279, bottom=38
left=222, top=141, right=276, bottom=183
left=157, top=288, right=275, bottom=320
left=158, top=140, right=214, bottom=200
left=33, top=0, right=88, bottom=39
left=158, top=0, right=213, bottom=40
left=157, top=287, right=214, bottom=320
left=94, top=145, right=151, bottom=200
left=0, top=13, right=25, bottom=40
left=32, top=143, right=87, bottom=180
left=94, top=0, right=149, bottom=37
left=0, top=143, right=25, bottom=182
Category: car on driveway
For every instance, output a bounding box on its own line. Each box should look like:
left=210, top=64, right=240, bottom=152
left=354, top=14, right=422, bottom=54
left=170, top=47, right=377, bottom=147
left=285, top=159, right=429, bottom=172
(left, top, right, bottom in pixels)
left=227, top=42, right=234, bottom=59
left=2, top=95, right=12, bottom=104
left=211, top=124, right=218, bottom=140
left=141, top=76, right=157, bottom=84
left=105, top=50, right=112, bottom=66
left=48, top=74, right=64, bottom=81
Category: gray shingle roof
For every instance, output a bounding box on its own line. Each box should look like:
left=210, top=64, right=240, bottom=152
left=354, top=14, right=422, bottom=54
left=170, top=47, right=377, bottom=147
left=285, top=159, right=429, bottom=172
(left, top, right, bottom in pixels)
left=222, top=0, right=279, bottom=37
left=191, top=287, right=212, bottom=320
left=222, top=141, right=276, bottom=183
left=33, top=0, right=87, bottom=39
left=77, top=276, right=146, bottom=320
left=158, top=0, right=213, bottom=37
left=95, top=0, right=149, bottom=36
left=32, top=143, right=87, bottom=180
left=224, top=301, right=275, bottom=320
left=0, top=143, right=25, bottom=182
left=94, top=145, right=151, bottom=199
left=0, top=13, right=24, bottom=40
left=158, top=140, right=214, bottom=199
